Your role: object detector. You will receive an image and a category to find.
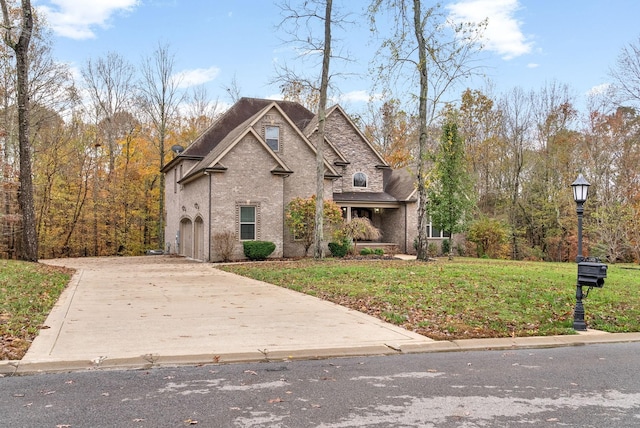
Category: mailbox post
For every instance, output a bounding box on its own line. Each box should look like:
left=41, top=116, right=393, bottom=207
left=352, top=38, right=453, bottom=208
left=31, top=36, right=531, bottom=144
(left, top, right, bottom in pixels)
left=571, top=174, right=607, bottom=331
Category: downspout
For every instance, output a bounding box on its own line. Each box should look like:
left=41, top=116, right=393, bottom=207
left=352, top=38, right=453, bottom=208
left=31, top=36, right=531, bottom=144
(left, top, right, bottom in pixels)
left=208, top=172, right=212, bottom=262
left=404, top=203, right=408, bottom=254
left=283, top=176, right=286, bottom=258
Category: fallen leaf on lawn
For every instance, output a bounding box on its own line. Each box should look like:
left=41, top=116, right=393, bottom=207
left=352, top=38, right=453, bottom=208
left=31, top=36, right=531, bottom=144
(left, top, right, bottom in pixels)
left=184, top=418, right=198, bottom=425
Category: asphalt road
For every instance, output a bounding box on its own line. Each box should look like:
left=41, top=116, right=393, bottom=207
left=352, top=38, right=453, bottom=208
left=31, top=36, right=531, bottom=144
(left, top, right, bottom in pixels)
left=2, top=342, right=640, bottom=427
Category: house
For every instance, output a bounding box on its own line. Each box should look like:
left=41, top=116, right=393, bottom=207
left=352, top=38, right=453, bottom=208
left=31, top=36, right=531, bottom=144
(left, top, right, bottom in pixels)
left=162, top=97, right=420, bottom=261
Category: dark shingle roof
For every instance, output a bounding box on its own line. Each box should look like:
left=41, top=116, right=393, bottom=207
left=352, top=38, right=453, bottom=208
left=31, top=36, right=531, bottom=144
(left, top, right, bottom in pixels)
left=182, top=97, right=314, bottom=158
left=384, top=168, right=417, bottom=202
left=332, top=192, right=398, bottom=204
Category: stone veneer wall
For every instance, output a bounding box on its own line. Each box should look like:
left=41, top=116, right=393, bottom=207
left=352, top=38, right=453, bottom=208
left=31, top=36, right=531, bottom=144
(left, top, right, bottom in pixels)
left=324, top=110, right=384, bottom=194
left=208, top=135, right=285, bottom=261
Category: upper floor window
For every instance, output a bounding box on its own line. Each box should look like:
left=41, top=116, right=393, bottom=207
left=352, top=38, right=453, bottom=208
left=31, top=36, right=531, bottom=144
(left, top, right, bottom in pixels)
left=353, top=172, right=368, bottom=188
left=265, top=126, right=280, bottom=151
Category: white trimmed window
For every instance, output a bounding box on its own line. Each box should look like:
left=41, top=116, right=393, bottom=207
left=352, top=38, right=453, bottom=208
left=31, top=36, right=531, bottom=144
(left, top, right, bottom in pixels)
left=265, top=126, right=280, bottom=151
left=239, top=206, right=256, bottom=240
left=428, top=225, right=451, bottom=238
left=353, top=172, right=368, bottom=188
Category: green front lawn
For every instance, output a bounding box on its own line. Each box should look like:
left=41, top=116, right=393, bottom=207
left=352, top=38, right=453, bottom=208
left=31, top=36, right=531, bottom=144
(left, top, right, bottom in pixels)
left=0, top=260, right=72, bottom=360
left=220, top=258, right=640, bottom=340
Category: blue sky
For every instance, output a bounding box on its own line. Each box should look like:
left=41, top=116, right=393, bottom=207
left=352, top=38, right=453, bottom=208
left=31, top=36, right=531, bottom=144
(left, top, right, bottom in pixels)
left=33, top=0, right=640, bottom=114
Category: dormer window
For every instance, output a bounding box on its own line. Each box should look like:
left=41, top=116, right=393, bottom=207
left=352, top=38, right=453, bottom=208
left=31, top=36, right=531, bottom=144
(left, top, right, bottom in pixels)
left=265, top=126, right=280, bottom=151
left=353, top=172, right=368, bottom=188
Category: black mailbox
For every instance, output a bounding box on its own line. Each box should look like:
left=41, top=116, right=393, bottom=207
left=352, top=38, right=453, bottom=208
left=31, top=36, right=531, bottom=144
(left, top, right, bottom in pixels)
left=577, top=261, right=607, bottom=288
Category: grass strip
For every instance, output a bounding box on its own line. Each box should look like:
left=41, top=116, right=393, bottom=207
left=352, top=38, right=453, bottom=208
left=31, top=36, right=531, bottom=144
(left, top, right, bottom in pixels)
left=221, top=258, right=640, bottom=340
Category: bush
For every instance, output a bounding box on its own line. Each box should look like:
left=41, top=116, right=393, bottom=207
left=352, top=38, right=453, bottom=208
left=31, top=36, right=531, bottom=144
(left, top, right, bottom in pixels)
left=212, top=230, right=236, bottom=262
left=428, top=242, right=438, bottom=257
left=340, top=217, right=381, bottom=253
left=441, top=239, right=451, bottom=256
left=467, top=217, right=509, bottom=259
left=328, top=241, right=350, bottom=258
left=243, top=241, right=276, bottom=261
left=373, top=248, right=384, bottom=256
left=286, top=196, right=343, bottom=256
left=360, top=247, right=373, bottom=255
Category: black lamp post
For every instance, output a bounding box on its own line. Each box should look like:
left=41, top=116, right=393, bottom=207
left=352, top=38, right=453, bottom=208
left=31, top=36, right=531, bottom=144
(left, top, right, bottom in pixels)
left=571, top=173, right=590, bottom=331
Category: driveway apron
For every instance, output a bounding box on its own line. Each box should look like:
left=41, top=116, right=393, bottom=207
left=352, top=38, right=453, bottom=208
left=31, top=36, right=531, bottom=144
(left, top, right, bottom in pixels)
left=24, top=256, right=433, bottom=369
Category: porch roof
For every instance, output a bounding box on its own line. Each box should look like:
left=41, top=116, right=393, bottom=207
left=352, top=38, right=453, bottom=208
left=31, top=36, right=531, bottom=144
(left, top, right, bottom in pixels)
left=333, top=192, right=400, bottom=206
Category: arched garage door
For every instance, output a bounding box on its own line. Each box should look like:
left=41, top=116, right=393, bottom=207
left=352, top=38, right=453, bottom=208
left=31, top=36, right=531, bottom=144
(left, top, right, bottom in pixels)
left=180, top=218, right=193, bottom=258
left=194, top=216, right=205, bottom=261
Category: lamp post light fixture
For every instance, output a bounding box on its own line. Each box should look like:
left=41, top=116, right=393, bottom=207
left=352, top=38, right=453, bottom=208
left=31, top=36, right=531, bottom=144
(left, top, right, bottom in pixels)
left=570, top=174, right=608, bottom=331
left=572, top=174, right=590, bottom=263
left=571, top=174, right=590, bottom=331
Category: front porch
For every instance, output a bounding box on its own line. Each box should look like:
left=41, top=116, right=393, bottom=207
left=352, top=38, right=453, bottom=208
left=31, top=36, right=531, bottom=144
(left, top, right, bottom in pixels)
left=352, top=241, right=400, bottom=255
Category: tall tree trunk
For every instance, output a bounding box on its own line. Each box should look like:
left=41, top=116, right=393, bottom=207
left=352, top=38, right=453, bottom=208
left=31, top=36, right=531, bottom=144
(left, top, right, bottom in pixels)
left=313, top=0, right=332, bottom=259
left=1, top=0, right=37, bottom=261
left=413, top=0, right=430, bottom=261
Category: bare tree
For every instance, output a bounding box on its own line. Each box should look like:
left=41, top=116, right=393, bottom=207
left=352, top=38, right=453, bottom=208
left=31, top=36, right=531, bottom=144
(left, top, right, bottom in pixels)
left=222, top=73, right=242, bottom=104
left=313, top=0, right=332, bottom=259
left=277, top=0, right=346, bottom=259
left=368, top=0, right=485, bottom=260
left=81, top=52, right=136, bottom=174
left=185, top=84, right=220, bottom=137
left=499, top=87, right=533, bottom=259
left=80, top=52, right=137, bottom=255
left=138, top=42, right=184, bottom=250
left=610, top=36, right=640, bottom=106
left=1, top=0, right=37, bottom=261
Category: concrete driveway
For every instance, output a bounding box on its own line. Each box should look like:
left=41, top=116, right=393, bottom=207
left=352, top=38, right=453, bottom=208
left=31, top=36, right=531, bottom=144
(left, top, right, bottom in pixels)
left=18, top=256, right=434, bottom=372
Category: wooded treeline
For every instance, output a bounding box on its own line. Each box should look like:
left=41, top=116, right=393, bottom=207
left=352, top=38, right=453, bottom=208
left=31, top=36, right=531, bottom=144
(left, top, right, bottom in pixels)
left=0, top=2, right=639, bottom=263
left=0, top=9, right=218, bottom=258
left=363, top=83, right=640, bottom=263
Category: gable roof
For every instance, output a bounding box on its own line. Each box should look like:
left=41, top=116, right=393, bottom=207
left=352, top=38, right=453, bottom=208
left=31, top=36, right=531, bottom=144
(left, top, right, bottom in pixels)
left=171, top=98, right=340, bottom=182
left=332, top=168, right=417, bottom=206
left=163, top=98, right=316, bottom=173
left=305, top=104, right=389, bottom=168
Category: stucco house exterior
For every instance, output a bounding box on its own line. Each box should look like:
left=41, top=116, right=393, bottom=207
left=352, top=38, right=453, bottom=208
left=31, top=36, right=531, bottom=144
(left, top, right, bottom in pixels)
left=162, top=97, right=422, bottom=261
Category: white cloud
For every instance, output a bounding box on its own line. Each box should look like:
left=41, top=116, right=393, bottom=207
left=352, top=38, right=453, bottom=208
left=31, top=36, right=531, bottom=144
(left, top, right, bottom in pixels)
left=338, top=90, right=373, bottom=104
left=173, top=66, right=221, bottom=89
left=527, top=63, right=539, bottom=69
left=447, top=0, right=532, bottom=60
left=587, top=83, right=610, bottom=97
left=36, top=0, right=139, bottom=39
